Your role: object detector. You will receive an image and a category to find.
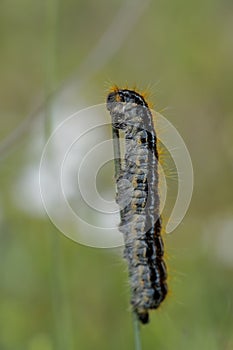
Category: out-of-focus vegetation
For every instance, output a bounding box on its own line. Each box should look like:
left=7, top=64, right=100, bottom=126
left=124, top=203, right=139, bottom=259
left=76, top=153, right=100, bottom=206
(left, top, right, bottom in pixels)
left=1, top=1, right=233, bottom=349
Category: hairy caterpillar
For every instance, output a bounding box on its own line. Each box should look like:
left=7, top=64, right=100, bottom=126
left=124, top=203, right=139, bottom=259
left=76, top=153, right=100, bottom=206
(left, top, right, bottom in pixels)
left=107, top=87, right=168, bottom=324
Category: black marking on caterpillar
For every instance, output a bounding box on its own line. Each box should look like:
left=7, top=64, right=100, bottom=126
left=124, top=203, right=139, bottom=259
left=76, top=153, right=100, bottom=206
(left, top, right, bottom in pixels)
left=107, top=87, right=168, bottom=324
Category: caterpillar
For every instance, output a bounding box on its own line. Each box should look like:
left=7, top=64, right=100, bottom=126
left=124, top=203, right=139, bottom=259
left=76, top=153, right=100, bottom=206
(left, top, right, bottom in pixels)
left=107, top=87, right=168, bottom=324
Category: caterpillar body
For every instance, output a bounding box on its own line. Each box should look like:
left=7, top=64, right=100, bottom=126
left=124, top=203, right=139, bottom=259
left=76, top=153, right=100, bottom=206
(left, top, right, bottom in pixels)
left=107, top=87, right=168, bottom=324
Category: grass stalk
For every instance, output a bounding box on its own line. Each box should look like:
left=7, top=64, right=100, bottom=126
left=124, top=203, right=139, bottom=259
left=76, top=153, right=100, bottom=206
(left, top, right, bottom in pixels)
left=133, top=312, right=142, bottom=350
left=44, top=1, right=74, bottom=349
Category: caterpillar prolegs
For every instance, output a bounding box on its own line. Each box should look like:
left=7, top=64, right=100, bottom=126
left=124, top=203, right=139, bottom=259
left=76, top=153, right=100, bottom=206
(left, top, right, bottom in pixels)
left=107, top=87, right=168, bottom=324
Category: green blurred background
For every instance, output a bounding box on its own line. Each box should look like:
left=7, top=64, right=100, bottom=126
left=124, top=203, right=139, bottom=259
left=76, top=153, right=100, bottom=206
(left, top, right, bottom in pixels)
left=1, top=0, right=233, bottom=349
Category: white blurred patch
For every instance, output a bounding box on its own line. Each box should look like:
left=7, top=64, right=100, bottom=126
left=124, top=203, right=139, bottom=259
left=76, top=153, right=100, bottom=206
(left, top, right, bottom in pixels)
left=11, top=95, right=90, bottom=217
left=11, top=97, right=121, bottom=248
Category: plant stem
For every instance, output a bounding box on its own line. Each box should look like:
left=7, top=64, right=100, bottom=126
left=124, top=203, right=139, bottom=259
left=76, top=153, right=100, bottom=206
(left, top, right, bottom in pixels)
left=45, top=1, right=74, bottom=349
left=133, top=312, right=142, bottom=350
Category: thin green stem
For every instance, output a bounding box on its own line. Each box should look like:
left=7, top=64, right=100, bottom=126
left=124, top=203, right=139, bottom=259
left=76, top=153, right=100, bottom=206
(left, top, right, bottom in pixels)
left=133, top=312, right=142, bottom=350
left=44, top=1, right=74, bottom=349
left=49, top=234, right=74, bottom=350
left=112, top=127, right=121, bottom=180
